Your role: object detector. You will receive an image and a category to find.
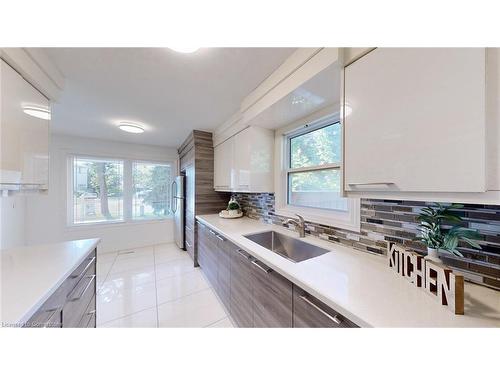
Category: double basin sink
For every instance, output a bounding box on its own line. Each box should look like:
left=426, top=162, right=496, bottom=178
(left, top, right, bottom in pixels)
left=244, top=231, right=329, bottom=263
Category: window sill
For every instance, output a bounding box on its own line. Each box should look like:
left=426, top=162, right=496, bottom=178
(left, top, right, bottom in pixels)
left=66, top=217, right=172, bottom=231
left=275, top=202, right=361, bottom=233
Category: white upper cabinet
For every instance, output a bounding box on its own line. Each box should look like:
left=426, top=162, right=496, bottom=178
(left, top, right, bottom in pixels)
left=214, top=127, right=274, bottom=193
left=214, top=136, right=234, bottom=191
left=1, top=60, right=50, bottom=190
left=344, top=48, right=486, bottom=193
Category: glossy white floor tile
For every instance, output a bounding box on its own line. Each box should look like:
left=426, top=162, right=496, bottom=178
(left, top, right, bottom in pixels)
left=97, top=282, right=157, bottom=325
left=100, top=307, right=158, bottom=328
left=157, top=288, right=227, bottom=328
left=155, top=258, right=196, bottom=280
left=109, top=255, right=154, bottom=274
left=101, top=266, right=156, bottom=290
left=96, top=243, right=230, bottom=328
left=207, top=317, right=234, bottom=328
left=156, top=268, right=210, bottom=305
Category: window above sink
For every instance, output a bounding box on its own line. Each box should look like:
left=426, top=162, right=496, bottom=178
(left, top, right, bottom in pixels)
left=274, top=110, right=360, bottom=232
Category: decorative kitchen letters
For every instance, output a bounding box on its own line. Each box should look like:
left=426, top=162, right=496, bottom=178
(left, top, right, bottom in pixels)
left=388, top=243, right=464, bottom=315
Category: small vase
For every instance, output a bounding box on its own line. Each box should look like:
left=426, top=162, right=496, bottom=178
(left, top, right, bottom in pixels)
left=425, top=247, right=444, bottom=264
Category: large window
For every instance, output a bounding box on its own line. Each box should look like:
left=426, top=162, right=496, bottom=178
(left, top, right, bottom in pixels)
left=69, top=156, right=173, bottom=225
left=287, top=122, right=347, bottom=211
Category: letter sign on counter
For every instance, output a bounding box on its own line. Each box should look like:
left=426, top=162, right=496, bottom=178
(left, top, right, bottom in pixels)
left=388, top=243, right=464, bottom=315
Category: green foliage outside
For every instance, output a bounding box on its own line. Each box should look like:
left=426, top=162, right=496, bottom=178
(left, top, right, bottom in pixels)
left=133, top=163, right=171, bottom=216
left=289, top=123, right=341, bottom=192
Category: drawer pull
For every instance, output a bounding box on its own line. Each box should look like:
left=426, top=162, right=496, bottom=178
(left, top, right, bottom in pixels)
left=40, top=308, right=62, bottom=328
left=299, top=295, right=342, bottom=325
left=215, top=234, right=225, bottom=242
left=209, top=229, right=216, bottom=236
left=237, top=249, right=250, bottom=260
left=251, top=259, right=272, bottom=274
left=68, top=275, right=95, bottom=302
left=70, top=256, right=96, bottom=279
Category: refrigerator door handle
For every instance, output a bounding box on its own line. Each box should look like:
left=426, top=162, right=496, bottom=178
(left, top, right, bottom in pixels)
left=171, top=180, right=177, bottom=214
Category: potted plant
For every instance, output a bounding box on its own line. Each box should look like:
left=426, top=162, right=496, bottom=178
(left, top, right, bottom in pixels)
left=417, top=203, right=481, bottom=263
left=227, top=197, right=241, bottom=217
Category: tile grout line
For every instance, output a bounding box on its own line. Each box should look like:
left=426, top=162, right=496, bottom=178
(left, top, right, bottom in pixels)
left=96, top=251, right=119, bottom=292
left=153, top=244, right=160, bottom=328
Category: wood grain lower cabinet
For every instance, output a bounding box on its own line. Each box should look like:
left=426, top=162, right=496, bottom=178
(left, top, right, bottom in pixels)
left=293, top=287, right=358, bottom=328
left=196, top=220, right=358, bottom=328
left=24, top=248, right=97, bottom=328
left=251, top=259, right=293, bottom=327
left=230, top=247, right=254, bottom=327
left=217, top=237, right=232, bottom=312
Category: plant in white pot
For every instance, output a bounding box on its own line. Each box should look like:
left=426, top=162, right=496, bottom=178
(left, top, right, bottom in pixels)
left=417, top=203, right=482, bottom=263
left=227, top=197, right=241, bottom=217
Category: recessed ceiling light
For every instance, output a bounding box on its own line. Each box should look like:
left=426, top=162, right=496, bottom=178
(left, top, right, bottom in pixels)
left=22, top=105, right=51, bottom=120
left=169, top=47, right=200, bottom=53
left=118, top=122, right=144, bottom=134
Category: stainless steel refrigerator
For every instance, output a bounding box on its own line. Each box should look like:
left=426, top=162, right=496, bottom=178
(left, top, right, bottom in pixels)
left=171, top=175, right=185, bottom=249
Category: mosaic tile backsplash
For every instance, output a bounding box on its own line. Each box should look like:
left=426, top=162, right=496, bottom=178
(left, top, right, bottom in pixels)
left=232, top=193, right=500, bottom=290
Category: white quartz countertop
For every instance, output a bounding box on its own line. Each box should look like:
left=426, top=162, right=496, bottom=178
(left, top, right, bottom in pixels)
left=1, top=238, right=100, bottom=326
left=196, top=215, right=500, bottom=328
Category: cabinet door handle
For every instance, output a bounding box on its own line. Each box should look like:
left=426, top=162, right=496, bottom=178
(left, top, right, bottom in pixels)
left=70, top=256, right=96, bottom=279
left=68, top=275, right=95, bottom=302
left=299, top=295, right=342, bottom=325
left=38, top=307, right=62, bottom=328
left=347, top=182, right=394, bottom=186
left=237, top=249, right=249, bottom=259
left=209, top=229, right=216, bottom=236
left=251, top=259, right=272, bottom=274
left=185, top=240, right=191, bottom=248
left=215, top=234, right=225, bottom=242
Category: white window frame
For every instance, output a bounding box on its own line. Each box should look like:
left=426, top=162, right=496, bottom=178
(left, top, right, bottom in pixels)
left=67, top=154, right=175, bottom=227
left=274, top=110, right=360, bottom=232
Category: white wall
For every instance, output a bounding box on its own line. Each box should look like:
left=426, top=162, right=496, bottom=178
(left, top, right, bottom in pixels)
left=0, top=194, right=26, bottom=249
left=15, top=134, right=178, bottom=254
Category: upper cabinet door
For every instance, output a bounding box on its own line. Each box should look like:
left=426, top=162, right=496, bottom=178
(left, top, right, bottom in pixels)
left=1, top=60, right=49, bottom=189
left=233, top=127, right=274, bottom=192
left=344, top=48, right=486, bottom=193
left=213, top=136, right=234, bottom=191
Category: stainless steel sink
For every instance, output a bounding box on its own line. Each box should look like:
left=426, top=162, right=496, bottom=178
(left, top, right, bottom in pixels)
left=244, top=231, right=329, bottom=262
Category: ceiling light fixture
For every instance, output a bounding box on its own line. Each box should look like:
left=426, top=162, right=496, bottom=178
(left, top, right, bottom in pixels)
left=22, top=105, right=51, bottom=120
left=118, top=122, right=145, bottom=134
left=169, top=47, right=200, bottom=53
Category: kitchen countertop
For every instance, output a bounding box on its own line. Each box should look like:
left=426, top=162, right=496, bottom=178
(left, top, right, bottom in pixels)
left=1, top=238, right=100, bottom=326
left=196, top=214, right=500, bottom=328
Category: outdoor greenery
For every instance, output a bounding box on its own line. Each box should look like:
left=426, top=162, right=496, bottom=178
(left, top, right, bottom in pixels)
left=74, top=158, right=170, bottom=223
left=133, top=163, right=170, bottom=217
left=75, top=160, right=123, bottom=220
left=417, top=203, right=482, bottom=257
left=289, top=123, right=341, bottom=193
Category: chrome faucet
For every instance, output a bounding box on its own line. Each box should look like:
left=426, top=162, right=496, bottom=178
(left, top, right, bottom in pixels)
left=282, top=214, right=306, bottom=238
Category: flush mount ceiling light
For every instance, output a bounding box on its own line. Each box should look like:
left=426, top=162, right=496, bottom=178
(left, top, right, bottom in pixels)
left=22, top=105, right=51, bottom=120
left=168, top=47, right=200, bottom=53
left=118, top=122, right=145, bottom=134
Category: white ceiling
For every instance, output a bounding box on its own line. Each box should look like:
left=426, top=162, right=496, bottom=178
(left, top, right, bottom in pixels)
left=43, top=48, right=296, bottom=148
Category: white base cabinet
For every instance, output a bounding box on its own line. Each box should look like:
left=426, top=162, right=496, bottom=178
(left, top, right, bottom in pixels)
left=214, top=126, right=274, bottom=193
left=344, top=48, right=486, bottom=194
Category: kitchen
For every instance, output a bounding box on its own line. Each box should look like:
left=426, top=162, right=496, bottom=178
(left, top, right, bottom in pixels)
left=1, top=41, right=500, bottom=375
